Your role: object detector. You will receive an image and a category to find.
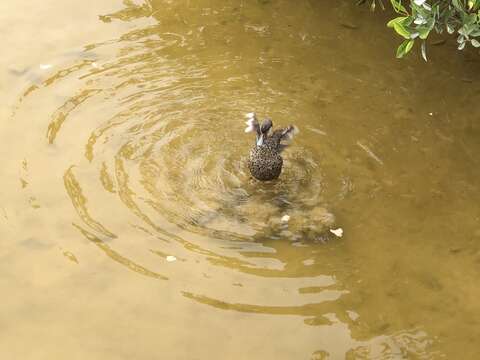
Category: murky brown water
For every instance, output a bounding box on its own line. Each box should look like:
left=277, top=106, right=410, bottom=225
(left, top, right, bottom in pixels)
left=1, top=1, right=480, bottom=359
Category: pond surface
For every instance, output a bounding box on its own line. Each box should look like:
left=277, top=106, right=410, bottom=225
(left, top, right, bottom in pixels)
left=1, top=1, right=480, bottom=359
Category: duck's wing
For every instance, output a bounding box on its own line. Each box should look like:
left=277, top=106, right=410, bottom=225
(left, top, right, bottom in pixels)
left=272, top=125, right=299, bottom=142
left=272, top=125, right=299, bottom=151
left=280, top=125, right=299, bottom=140
left=278, top=144, right=289, bottom=152
left=244, top=112, right=261, bottom=136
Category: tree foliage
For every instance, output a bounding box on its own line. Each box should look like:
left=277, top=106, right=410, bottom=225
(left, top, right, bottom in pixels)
left=359, top=0, right=480, bottom=60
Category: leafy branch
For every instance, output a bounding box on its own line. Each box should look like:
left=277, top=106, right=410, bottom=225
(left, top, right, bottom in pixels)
left=360, top=0, right=480, bottom=60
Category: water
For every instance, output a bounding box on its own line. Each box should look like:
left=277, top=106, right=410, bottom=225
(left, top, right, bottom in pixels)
left=1, top=1, right=480, bottom=359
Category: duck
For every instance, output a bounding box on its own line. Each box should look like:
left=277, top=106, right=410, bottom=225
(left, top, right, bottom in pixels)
left=244, top=112, right=298, bottom=181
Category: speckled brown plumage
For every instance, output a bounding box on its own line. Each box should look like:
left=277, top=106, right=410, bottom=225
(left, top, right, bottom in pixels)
left=245, top=113, right=296, bottom=181
left=248, top=134, right=284, bottom=181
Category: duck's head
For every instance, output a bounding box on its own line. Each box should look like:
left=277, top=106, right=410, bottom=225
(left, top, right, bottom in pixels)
left=260, top=118, right=272, bottom=135
left=257, top=118, right=273, bottom=146
left=245, top=113, right=274, bottom=146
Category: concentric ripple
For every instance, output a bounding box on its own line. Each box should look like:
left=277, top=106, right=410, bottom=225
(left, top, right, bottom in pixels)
left=7, top=3, right=441, bottom=357
left=14, top=20, right=338, bottom=284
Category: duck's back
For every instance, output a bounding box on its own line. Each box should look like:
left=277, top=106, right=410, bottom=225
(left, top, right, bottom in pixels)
left=244, top=113, right=297, bottom=181
left=248, top=138, right=283, bottom=181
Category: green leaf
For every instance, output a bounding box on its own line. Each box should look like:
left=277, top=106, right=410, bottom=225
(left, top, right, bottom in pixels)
left=452, top=0, right=466, bottom=13
left=464, top=13, right=477, bottom=27
left=446, top=23, right=455, bottom=34
left=421, top=41, right=428, bottom=62
left=418, top=26, right=432, bottom=39
left=396, top=39, right=415, bottom=58
left=390, top=0, right=408, bottom=15
left=471, top=38, right=480, bottom=47
left=387, top=16, right=408, bottom=28
left=394, top=23, right=412, bottom=39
